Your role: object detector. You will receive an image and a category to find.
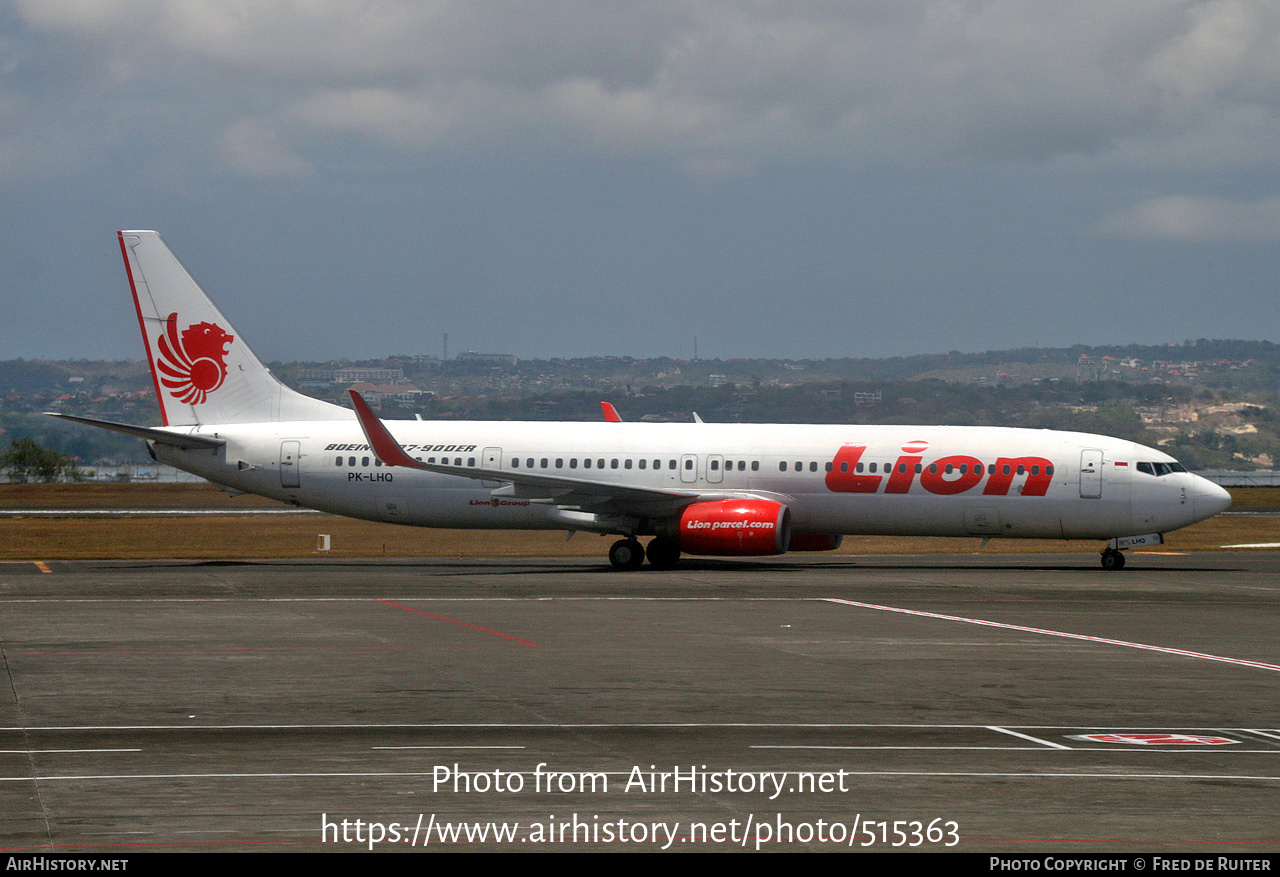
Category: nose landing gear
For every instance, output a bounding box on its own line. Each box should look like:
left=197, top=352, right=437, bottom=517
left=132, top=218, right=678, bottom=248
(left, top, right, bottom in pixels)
left=1100, top=548, right=1126, bottom=570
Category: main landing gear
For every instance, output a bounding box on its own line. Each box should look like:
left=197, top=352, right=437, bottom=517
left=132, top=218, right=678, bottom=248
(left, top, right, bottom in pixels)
left=1100, top=548, right=1126, bottom=570
left=608, top=538, right=645, bottom=570
left=608, top=537, right=681, bottom=570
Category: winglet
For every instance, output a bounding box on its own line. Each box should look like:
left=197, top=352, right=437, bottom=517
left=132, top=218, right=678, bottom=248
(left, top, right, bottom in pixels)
left=348, top=390, right=427, bottom=469
left=601, top=402, right=623, bottom=422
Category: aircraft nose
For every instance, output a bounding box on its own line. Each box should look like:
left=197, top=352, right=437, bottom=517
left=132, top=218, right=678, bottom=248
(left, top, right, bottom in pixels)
left=1191, top=476, right=1232, bottom=521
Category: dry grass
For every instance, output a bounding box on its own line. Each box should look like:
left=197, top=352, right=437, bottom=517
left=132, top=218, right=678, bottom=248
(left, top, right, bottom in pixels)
left=0, top=483, right=1275, bottom=561
left=0, top=482, right=285, bottom=508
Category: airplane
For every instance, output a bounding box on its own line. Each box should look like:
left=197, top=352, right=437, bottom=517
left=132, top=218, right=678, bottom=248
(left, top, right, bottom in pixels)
left=50, top=230, right=1232, bottom=571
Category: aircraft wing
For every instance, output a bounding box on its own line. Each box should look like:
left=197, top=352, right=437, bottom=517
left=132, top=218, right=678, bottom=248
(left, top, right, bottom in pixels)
left=349, top=390, right=709, bottom=514
left=45, top=413, right=225, bottom=450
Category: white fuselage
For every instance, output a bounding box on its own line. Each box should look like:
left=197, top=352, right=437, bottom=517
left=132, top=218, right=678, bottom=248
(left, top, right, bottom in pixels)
left=154, top=420, right=1230, bottom=542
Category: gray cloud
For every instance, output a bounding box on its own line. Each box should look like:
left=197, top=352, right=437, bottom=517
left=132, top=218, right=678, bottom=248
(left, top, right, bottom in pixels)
left=1103, top=194, right=1280, bottom=242
left=2, top=1, right=1278, bottom=360
left=6, top=1, right=1280, bottom=179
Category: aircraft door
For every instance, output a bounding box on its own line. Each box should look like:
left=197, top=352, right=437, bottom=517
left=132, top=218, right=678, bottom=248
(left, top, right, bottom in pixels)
left=680, top=454, right=698, bottom=483
left=280, top=441, right=301, bottom=489
left=1080, top=449, right=1103, bottom=498
left=706, top=454, right=724, bottom=484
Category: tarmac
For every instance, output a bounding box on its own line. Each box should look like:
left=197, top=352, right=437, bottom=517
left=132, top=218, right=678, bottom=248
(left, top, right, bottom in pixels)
left=0, top=551, right=1277, bottom=853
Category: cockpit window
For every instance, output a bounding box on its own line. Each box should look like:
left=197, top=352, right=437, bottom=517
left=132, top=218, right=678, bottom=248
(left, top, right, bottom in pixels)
left=1137, top=461, right=1187, bottom=477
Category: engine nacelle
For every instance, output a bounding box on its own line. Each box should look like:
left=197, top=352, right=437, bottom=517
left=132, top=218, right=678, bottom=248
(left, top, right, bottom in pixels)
left=675, top=499, right=792, bottom=556
left=788, top=534, right=843, bottom=552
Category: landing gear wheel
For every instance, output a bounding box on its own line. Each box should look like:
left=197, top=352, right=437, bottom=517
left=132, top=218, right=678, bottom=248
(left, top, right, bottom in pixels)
left=608, top=539, right=645, bottom=570
left=645, top=537, right=681, bottom=570
left=1100, top=548, right=1126, bottom=570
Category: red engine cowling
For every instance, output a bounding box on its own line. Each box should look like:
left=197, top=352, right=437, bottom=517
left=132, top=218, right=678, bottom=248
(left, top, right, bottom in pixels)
left=676, top=500, right=792, bottom=556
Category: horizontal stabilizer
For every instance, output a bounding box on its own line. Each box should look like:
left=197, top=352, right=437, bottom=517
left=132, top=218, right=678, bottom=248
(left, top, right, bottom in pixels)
left=45, top=412, right=224, bottom=450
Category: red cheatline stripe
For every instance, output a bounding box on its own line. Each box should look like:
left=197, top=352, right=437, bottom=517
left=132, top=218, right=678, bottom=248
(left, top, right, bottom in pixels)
left=119, top=231, right=169, bottom=426
left=825, top=598, right=1280, bottom=673
left=377, top=601, right=540, bottom=646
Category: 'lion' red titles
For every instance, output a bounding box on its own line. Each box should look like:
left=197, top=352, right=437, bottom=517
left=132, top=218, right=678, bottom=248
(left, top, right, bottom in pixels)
left=825, top=443, right=1054, bottom=497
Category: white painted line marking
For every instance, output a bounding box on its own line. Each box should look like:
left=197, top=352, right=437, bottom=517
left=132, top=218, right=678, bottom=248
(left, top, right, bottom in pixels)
left=748, top=746, right=1280, bottom=754
left=1247, top=729, right=1280, bottom=742
left=750, top=746, right=1049, bottom=751
left=988, top=726, right=1072, bottom=749
left=825, top=598, right=1280, bottom=674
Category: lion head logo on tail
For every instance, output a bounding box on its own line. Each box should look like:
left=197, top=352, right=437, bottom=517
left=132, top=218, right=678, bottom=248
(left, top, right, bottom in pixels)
left=156, top=313, right=234, bottom=404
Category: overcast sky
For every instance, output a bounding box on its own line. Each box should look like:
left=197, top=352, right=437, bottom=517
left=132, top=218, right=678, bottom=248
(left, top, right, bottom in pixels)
left=2, top=1, right=1278, bottom=363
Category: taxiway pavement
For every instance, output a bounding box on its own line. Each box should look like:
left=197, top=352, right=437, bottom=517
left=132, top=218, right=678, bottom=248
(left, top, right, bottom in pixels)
left=1, top=552, right=1277, bottom=852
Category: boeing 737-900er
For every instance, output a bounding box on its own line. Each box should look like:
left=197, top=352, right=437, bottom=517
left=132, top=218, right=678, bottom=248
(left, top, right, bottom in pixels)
left=51, top=231, right=1233, bottom=570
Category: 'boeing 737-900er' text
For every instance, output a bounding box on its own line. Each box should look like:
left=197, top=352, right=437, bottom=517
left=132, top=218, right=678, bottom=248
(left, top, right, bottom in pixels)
left=51, top=231, right=1232, bottom=570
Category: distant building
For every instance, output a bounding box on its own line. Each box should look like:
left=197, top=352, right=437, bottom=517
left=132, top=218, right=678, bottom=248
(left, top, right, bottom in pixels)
left=347, top=382, right=431, bottom=408
left=456, top=351, right=518, bottom=367
left=302, top=367, right=406, bottom=384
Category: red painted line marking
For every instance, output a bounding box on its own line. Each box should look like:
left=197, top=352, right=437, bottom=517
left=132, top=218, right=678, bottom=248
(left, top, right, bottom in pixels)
left=4, top=647, right=401, bottom=658
left=825, top=598, right=1280, bottom=674
left=377, top=601, right=540, bottom=646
